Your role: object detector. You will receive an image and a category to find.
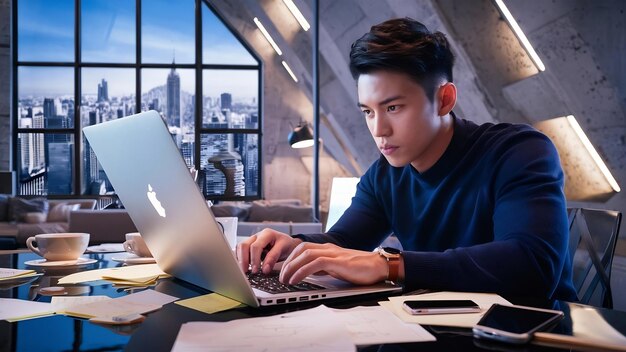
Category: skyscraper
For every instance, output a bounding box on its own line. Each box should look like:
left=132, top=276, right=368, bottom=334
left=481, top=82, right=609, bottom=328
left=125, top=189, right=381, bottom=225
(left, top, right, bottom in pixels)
left=97, top=79, right=109, bottom=102
left=43, top=98, right=55, bottom=118
left=220, top=93, right=232, bottom=111
left=167, top=63, right=181, bottom=127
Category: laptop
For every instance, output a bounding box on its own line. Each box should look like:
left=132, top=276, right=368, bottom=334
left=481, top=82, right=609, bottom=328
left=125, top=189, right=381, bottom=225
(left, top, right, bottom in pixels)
left=83, top=111, right=401, bottom=307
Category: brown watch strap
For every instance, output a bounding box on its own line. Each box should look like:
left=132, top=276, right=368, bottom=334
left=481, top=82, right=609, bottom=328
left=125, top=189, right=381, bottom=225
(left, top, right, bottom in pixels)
left=387, top=256, right=400, bottom=282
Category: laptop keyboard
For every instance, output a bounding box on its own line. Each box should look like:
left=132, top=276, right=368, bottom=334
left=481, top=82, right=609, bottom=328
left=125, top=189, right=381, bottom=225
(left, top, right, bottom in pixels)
left=246, top=272, right=325, bottom=294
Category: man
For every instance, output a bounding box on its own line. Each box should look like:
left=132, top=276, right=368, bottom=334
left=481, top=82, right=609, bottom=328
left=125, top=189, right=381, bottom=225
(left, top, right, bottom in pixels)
left=237, top=18, right=576, bottom=300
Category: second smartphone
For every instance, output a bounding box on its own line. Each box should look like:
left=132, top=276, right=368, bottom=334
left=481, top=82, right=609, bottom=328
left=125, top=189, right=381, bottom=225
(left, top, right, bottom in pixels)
left=402, top=299, right=481, bottom=315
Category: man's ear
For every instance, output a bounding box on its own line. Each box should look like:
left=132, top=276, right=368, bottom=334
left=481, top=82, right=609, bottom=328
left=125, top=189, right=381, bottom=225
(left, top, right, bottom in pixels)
left=436, top=82, right=457, bottom=116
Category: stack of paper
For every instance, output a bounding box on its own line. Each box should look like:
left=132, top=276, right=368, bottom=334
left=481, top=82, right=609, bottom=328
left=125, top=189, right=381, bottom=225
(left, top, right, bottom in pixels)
left=58, top=264, right=170, bottom=286
left=534, top=303, right=626, bottom=351
left=60, top=290, right=179, bottom=320
left=172, top=304, right=435, bottom=351
left=1, top=290, right=179, bottom=323
left=0, top=268, right=41, bottom=282
left=378, top=291, right=511, bottom=328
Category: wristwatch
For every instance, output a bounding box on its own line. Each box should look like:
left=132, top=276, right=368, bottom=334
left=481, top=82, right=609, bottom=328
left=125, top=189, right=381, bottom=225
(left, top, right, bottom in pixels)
left=377, top=247, right=402, bottom=283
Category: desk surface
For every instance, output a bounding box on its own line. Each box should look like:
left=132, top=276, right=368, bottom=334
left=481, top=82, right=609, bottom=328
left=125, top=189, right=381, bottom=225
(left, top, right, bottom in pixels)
left=1, top=250, right=625, bottom=352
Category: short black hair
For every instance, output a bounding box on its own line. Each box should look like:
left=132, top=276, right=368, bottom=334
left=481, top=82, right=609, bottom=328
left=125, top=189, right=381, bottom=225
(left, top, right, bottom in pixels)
left=349, top=18, right=455, bottom=101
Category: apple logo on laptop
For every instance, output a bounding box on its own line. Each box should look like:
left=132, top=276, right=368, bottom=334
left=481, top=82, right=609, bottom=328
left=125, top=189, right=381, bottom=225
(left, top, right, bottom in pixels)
left=147, top=184, right=166, bottom=217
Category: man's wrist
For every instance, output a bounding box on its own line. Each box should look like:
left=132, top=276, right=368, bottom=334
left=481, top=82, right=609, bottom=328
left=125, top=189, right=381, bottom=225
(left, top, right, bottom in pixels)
left=377, top=247, right=403, bottom=284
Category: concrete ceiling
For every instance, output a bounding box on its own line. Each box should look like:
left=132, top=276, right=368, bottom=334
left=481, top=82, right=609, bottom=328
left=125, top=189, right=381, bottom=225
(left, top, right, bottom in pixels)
left=212, top=0, right=624, bottom=201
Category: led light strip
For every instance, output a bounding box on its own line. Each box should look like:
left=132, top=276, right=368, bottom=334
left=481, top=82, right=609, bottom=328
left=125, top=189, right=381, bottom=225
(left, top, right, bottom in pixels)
left=281, top=60, right=298, bottom=82
left=253, top=17, right=282, bottom=56
left=566, top=115, right=620, bottom=192
left=282, top=0, right=310, bottom=31
left=494, top=0, right=545, bottom=72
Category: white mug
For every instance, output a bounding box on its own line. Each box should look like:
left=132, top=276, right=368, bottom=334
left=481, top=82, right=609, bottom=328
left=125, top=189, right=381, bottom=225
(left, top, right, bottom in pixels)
left=123, top=232, right=153, bottom=257
left=216, top=217, right=238, bottom=249
left=26, top=233, right=90, bottom=261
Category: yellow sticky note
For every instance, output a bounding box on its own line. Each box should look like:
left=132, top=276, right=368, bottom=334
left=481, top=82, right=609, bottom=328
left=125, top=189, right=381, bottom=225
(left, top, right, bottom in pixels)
left=175, top=293, right=244, bottom=314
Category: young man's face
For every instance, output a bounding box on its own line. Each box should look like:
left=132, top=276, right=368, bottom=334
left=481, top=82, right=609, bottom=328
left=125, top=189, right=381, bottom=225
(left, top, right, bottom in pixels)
left=357, top=70, right=443, bottom=169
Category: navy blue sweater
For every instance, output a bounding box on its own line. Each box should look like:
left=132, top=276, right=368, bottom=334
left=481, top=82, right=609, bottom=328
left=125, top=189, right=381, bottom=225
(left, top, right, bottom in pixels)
left=298, top=118, right=577, bottom=301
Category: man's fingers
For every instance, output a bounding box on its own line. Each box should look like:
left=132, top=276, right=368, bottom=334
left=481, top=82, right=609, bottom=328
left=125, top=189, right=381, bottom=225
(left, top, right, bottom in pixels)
left=261, top=248, right=281, bottom=274
left=287, top=257, right=336, bottom=284
left=236, top=235, right=255, bottom=273
left=249, top=240, right=270, bottom=273
left=280, top=247, right=333, bottom=283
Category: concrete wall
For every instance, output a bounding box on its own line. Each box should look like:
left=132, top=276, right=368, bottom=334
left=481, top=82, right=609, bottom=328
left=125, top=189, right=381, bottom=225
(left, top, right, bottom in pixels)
left=437, top=0, right=626, bottom=310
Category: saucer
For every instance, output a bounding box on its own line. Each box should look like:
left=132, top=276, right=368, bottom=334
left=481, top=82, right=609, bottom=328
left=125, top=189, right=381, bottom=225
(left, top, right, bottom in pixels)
left=111, top=254, right=156, bottom=264
left=24, top=257, right=98, bottom=267
left=86, top=243, right=125, bottom=253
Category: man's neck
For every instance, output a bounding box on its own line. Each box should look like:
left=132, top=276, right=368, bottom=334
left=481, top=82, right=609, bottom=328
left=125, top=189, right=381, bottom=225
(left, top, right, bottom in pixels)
left=410, top=114, right=454, bottom=173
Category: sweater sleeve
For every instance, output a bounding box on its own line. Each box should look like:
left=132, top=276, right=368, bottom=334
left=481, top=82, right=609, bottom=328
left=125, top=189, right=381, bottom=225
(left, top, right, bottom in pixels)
left=402, top=132, right=571, bottom=299
left=294, top=163, right=393, bottom=250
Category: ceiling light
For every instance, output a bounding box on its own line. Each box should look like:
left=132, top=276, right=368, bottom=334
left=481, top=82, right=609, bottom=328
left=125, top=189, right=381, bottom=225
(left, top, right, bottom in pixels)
left=282, top=0, right=310, bottom=31
left=253, top=17, right=282, bottom=56
left=565, top=115, right=620, bottom=193
left=494, top=0, right=545, bottom=72
left=281, top=60, right=298, bottom=82
left=533, top=115, right=620, bottom=202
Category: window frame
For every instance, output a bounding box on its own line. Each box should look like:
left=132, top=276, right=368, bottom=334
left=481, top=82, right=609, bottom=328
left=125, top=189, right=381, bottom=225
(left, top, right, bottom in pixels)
left=12, top=0, right=263, bottom=201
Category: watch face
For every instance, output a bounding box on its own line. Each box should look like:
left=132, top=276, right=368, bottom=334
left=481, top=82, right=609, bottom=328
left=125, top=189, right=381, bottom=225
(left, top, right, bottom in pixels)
left=383, top=247, right=401, bottom=255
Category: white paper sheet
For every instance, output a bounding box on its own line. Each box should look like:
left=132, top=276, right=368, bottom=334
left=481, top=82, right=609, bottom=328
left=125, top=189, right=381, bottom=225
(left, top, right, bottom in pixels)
left=382, top=291, right=510, bottom=327
left=51, top=295, right=111, bottom=313
left=115, top=289, right=179, bottom=306
left=0, top=298, right=55, bottom=322
left=171, top=305, right=355, bottom=352
left=331, top=305, right=436, bottom=345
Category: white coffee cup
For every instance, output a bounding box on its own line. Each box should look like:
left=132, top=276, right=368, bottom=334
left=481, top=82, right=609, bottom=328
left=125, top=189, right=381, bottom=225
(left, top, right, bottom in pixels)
left=26, top=233, right=90, bottom=262
left=216, top=217, right=238, bottom=249
left=123, top=232, right=153, bottom=257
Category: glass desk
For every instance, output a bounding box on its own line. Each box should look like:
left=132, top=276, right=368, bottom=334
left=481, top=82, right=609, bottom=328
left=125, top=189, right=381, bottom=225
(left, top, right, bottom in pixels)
left=2, top=250, right=626, bottom=352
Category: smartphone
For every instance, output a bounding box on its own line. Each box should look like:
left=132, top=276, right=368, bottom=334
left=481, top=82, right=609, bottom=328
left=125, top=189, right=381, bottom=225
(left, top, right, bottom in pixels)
left=402, top=299, right=481, bottom=315
left=473, top=304, right=564, bottom=344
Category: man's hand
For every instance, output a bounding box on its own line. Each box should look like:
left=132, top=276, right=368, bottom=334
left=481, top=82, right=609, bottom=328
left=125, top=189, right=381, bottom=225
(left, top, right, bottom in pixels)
left=279, top=242, right=389, bottom=286
left=236, top=228, right=302, bottom=274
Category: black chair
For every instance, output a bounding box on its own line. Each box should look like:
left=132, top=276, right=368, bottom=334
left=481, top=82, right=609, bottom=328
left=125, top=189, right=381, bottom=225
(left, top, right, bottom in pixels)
left=567, top=208, right=622, bottom=309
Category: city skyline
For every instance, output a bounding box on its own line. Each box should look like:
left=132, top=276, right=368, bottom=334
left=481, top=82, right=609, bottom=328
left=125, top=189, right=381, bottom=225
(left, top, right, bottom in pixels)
left=17, top=66, right=260, bottom=197
left=19, top=67, right=259, bottom=101
left=15, top=0, right=261, bottom=198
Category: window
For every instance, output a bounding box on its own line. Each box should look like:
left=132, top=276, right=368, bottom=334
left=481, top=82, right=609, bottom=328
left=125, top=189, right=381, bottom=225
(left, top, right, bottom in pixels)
left=14, top=0, right=262, bottom=200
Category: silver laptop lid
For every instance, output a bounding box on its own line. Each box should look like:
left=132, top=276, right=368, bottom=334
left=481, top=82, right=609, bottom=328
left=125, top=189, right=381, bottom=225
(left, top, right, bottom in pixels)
left=83, top=111, right=259, bottom=307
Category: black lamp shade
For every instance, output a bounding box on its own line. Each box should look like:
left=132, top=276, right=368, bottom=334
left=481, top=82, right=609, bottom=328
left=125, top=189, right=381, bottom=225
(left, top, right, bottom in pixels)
left=288, top=123, right=314, bottom=148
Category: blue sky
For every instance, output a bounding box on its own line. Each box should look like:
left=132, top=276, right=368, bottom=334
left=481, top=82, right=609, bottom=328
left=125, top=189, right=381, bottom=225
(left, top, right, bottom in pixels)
left=18, top=0, right=258, bottom=98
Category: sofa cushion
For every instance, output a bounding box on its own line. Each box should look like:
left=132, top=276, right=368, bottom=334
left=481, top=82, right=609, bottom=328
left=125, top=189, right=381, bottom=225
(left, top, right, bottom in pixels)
left=47, top=203, right=81, bottom=222
left=247, top=203, right=314, bottom=222
left=23, top=212, right=47, bottom=224
left=253, top=199, right=303, bottom=206
left=49, top=199, right=97, bottom=210
left=7, top=197, right=49, bottom=222
left=0, top=195, right=9, bottom=221
left=211, top=204, right=250, bottom=221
